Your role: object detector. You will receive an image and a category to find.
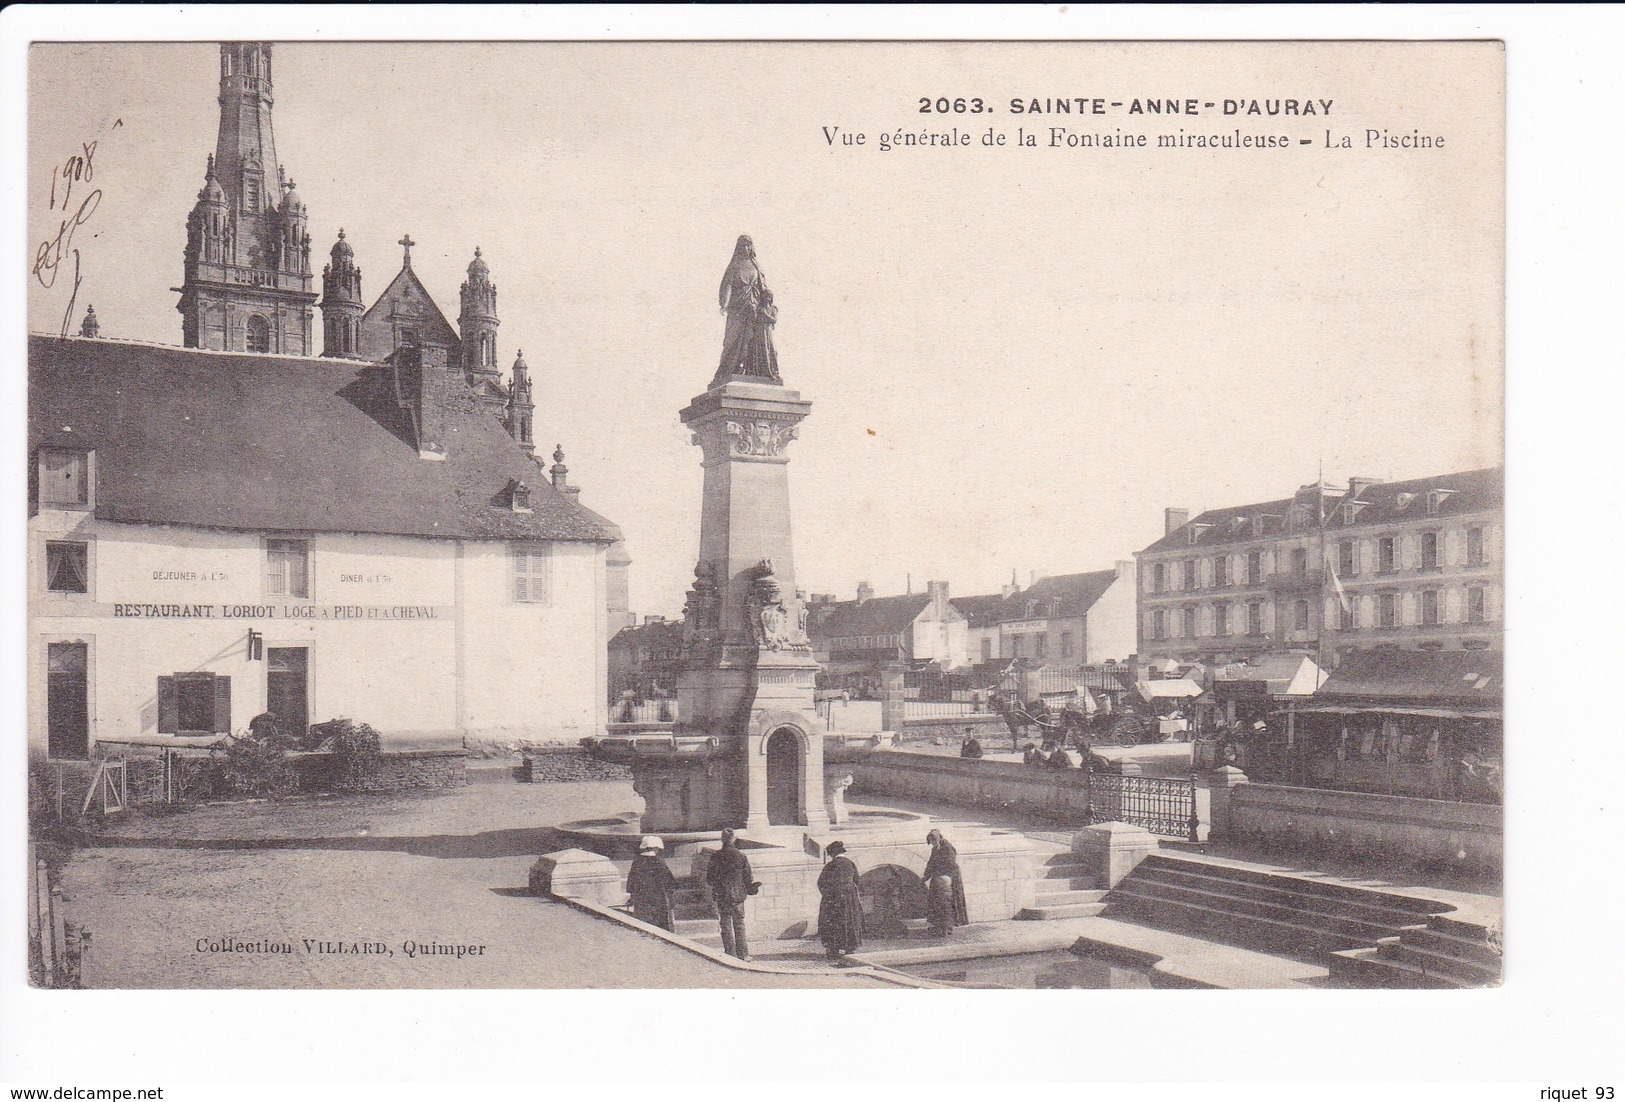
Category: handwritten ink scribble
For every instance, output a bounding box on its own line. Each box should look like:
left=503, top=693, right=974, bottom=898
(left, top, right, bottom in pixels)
left=37, top=130, right=114, bottom=338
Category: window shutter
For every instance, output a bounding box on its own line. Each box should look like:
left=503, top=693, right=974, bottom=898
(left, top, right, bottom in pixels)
left=212, top=675, right=232, bottom=734
left=157, top=676, right=177, bottom=733
left=514, top=548, right=529, bottom=601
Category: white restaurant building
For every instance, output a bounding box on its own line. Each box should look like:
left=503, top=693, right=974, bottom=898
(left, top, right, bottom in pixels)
left=29, top=334, right=622, bottom=761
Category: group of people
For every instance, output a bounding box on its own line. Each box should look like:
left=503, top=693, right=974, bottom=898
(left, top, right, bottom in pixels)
left=621, top=827, right=970, bottom=965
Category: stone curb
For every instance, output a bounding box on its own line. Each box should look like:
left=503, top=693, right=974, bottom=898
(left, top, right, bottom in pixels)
left=545, top=892, right=932, bottom=988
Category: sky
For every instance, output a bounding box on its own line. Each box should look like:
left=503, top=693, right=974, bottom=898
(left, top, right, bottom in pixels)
left=27, top=40, right=1503, bottom=617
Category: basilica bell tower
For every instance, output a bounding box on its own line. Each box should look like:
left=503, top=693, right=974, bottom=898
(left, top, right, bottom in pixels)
left=177, top=42, right=317, bottom=355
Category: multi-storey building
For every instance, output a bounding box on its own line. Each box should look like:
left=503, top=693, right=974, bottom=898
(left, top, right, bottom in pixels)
left=1135, top=468, right=1502, bottom=667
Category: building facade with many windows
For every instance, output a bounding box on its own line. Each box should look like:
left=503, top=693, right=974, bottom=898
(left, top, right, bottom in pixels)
left=1134, top=468, right=1502, bottom=667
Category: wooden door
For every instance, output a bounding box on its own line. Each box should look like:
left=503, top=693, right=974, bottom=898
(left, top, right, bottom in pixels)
left=47, top=642, right=89, bottom=759
left=266, top=647, right=309, bottom=737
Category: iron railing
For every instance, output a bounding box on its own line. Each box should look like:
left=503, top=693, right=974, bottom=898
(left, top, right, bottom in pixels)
left=1085, top=771, right=1198, bottom=840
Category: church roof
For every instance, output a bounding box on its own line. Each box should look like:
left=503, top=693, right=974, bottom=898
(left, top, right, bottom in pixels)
left=360, top=262, right=460, bottom=361
left=28, top=335, right=617, bottom=544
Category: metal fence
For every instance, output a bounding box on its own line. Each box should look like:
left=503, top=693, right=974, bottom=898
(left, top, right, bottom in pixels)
left=1085, top=771, right=1198, bottom=840
left=611, top=699, right=678, bottom=724
left=902, top=700, right=990, bottom=719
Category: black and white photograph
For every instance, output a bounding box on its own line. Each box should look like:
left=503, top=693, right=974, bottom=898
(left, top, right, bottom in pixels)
left=4, top=4, right=1620, bottom=1094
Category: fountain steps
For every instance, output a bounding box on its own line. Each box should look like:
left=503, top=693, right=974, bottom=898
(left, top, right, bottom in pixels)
left=1328, top=915, right=1501, bottom=988
left=1103, top=854, right=1450, bottom=961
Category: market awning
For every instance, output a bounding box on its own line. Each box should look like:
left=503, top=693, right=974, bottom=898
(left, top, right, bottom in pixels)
left=1137, top=678, right=1203, bottom=701
left=1285, top=705, right=1500, bottom=721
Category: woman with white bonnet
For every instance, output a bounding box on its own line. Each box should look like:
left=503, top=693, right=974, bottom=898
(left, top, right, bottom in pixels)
left=626, top=835, right=677, bottom=932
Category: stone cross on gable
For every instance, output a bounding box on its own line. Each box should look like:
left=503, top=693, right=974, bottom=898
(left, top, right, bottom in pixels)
left=399, top=234, right=415, bottom=266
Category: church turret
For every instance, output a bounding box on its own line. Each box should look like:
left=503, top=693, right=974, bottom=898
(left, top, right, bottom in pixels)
left=458, top=247, right=502, bottom=392
left=503, top=349, right=536, bottom=454
left=319, top=229, right=363, bottom=357
left=177, top=41, right=316, bottom=354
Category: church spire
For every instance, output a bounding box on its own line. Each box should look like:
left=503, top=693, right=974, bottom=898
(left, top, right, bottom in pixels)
left=178, top=42, right=316, bottom=354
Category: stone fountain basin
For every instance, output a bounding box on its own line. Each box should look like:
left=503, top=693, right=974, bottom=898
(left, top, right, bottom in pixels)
left=580, top=732, right=723, bottom=765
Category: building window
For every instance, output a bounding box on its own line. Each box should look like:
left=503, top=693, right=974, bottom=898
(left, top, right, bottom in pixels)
left=46, top=541, right=88, bottom=594
left=1213, top=604, right=1228, bottom=637
left=1339, top=600, right=1355, bottom=631
left=1466, top=527, right=1485, bottom=566
left=1378, top=593, right=1397, bottom=629
left=1035, top=634, right=1047, bottom=659
left=1467, top=587, right=1486, bottom=623
left=980, top=638, right=992, bottom=661
left=1150, top=611, right=1166, bottom=641
left=265, top=539, right=310, bottom=598
left=1182, top=607, right=1196, bottom=638
left=1292, top=547, right=1309, bottom=579
left=1153, top=563, right=1167, bottom=593
left=1247, top=551, right=1262, bottom=585
left=246, top=315, right=271, bottom=353
left=48, top=641, right=91, bottom=759
left=1338, top=540, right=1356, bottom=577
left=1214, top=556, right=1230, bottom=587
left=1422, top=590, right=1440, bottom=626
left=38, top=448, right=90, bottom=507
left=1247, top=601, right=1262, bottom=636
left=1378, top=537, right=1396, bottom=574
left=1060, top=632, right=1073, bottom=658
left=514, top=544, right=552, bottom=603
left=157, top=671, right=231, bottom=735
left=1421, top=532, right=1440, bottom=569
left=1294, top=599, right=1310, bottom=632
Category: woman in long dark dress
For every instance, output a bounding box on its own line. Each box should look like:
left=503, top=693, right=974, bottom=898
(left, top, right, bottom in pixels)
left=922, top=829, right=970, bottom=938
left=713, top=235, right=782, bottom=385
left=816, top=841, right=864, bottom=960
left=626, top=836, right=677, bottom=932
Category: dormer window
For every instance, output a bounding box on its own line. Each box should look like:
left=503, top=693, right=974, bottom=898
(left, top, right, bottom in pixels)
left=1187, top=523, right=1210, bottom=547
left=1396, top=492, right=1416, bottom=510
left=1426, top=489, right=1455, bottom=516
left=1250, top=515, right=1264, bottom=538
left=1228, top=517, right=1246, bottom=534
left=506, top=478, right=532, bottom=513
left=1342, top=501, right=1366, bottom=524
left=38, top=448, right=91, bottom=508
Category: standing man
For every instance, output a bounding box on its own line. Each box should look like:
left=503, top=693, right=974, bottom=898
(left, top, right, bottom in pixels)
left=705, top=827, right=757, bottom=961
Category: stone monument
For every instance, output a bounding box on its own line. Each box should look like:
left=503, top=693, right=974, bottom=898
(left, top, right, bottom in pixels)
left=598, top=236, right=829, bottom=833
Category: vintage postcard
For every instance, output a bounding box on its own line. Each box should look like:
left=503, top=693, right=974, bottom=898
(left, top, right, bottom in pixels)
left=22, top=30, right=1507, bottom=1014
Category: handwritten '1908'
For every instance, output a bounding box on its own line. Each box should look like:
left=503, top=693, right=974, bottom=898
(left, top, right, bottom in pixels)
left=33, top=121, right=120, bottom=337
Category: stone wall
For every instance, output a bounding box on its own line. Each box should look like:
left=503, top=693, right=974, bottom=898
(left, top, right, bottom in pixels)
left=333, top=749, right=467, bottom=792
left=1228, top=782, right=1501, bottom=873
left=893, top=714, right=1009, bottom=748
left=522, top=747, right=632, bottom=783
left=852, top=748, right=1097, bottom=822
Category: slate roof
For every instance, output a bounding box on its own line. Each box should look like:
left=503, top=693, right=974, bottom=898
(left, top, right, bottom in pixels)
left=28, top=335, right=617, bottom=543
left=1140, top=467, right=1503, bottom=554
left=807, top=593, right=933, bottom=641
left=1317, top=647, right=1502, bottom=707
left=951, top=568, right=1123, bottom=626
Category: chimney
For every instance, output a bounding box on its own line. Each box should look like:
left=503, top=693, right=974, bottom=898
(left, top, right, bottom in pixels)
left=856, top=581, right=875, bottom=604
left=550, top=445, right=581, bottom=501
left=1116, top=559, right=1135, bottom=580
left=390, top=345, right=449, bottom=460
left=926, top=580, right=950, bottom=616
left=1165, top=507, right=1190, bottom=536
left=1002, top=569, right=1020, bottom=599
left=1029, top=570, right=1040, bottom=588
left=644, top=614, right=665, bottom=626
left=1348, top=476, right=1380, bottom=499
